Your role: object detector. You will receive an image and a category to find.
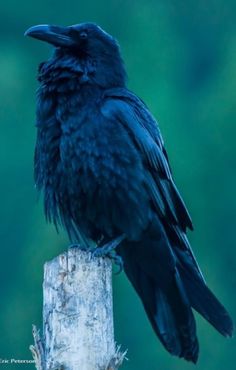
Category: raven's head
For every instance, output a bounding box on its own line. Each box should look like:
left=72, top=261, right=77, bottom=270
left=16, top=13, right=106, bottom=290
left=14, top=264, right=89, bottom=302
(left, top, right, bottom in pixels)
left=25, top=23, right=126, bottom=88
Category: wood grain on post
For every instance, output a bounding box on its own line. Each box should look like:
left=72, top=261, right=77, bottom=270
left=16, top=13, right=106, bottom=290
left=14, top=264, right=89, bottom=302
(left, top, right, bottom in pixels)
left=30, top=247, right=126, bottom=370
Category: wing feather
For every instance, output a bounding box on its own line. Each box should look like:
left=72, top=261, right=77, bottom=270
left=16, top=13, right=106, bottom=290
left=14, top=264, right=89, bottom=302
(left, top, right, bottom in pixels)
left=101, top=89, right=204, bottom=280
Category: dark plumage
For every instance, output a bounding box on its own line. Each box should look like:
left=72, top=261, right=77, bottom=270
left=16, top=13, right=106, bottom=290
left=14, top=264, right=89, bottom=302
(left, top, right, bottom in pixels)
left=25, top=22, right=233, bottom=363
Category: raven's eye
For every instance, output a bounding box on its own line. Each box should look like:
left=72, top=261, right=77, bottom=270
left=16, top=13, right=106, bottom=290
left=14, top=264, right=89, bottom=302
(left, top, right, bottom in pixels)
left=80, top=31, right=88, bottom=40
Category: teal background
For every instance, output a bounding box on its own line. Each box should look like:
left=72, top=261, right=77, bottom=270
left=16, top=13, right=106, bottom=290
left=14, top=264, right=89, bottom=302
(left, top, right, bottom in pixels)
left=0, top=1, right=235, bottom=369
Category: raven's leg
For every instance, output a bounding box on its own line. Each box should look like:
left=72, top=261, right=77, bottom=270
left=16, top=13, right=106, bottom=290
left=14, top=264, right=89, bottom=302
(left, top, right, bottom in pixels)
left=94, top=234, right=126, bottom=256
left=92, top=234, right=126, bottom=273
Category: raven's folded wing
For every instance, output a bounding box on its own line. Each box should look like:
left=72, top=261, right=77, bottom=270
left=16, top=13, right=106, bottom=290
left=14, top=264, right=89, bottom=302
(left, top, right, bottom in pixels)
left=101, top=88, right=204, bottom=280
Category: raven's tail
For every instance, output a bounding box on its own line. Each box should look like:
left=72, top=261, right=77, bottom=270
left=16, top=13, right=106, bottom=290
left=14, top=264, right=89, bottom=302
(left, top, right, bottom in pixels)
left=119, top=242, right=199, bottom=363
left=175, top=249, right=234, bottom=338
left=119, top=235, right=233, bottom=363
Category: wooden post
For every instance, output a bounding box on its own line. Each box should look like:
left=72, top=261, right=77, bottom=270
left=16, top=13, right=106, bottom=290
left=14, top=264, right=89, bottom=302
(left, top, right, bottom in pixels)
left=30, top=247, right=126, bottom=370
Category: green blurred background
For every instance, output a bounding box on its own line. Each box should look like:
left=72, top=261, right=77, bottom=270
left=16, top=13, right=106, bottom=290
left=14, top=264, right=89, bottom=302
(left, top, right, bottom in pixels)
left=0, top=0, right=235, bottom=369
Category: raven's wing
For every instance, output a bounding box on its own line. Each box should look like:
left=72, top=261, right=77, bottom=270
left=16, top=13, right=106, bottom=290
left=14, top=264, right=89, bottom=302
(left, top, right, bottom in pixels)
left=102, top=88, right=204, bottom=280
left=101, top=89, right=233, bottom=350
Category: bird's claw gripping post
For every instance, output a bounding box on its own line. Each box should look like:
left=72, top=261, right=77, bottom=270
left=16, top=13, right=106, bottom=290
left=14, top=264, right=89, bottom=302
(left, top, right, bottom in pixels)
left=92, top=234, right=126, bottom=274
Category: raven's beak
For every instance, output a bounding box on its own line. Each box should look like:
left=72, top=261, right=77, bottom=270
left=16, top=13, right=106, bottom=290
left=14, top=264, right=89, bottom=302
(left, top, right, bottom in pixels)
left=24, top=24, right=74, bottom=48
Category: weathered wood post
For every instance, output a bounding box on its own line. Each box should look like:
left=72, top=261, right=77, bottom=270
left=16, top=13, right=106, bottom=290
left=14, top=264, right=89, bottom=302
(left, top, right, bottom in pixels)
left=30, top=247, right=126, bottom=370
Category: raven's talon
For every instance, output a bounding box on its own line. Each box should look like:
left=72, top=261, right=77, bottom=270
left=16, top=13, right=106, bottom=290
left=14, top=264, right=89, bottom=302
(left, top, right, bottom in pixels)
left=112, top=254, right=124, bottom=274
left=91, top=248, right=103, bottom=258
left=92, top=234, right=126, bottom=258
left=91, top=247, right=123, bottom=273
left=105, top=251, right=124, bottom=273
left=105, top=249, right=123, bottom=273
left=90, top=235, right=126, bottom=272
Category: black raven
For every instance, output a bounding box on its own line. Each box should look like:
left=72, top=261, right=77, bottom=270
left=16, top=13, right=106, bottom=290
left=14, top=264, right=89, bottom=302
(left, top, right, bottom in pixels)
left=25, top=23, right=233, bottom=362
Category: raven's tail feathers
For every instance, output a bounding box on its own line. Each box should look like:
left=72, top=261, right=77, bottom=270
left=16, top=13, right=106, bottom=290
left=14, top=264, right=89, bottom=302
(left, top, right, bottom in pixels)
left=120, top=243, right=233, bottom=363
left=122, top=251, right=199, bottom=362
left=153, top=270, right=199, bottom=362
left=178, top=263, right=234, bottom=338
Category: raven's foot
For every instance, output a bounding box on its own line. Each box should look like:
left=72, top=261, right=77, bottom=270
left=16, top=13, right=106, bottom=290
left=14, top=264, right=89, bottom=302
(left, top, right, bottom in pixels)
left=94, top=249, right=124, bottom=274
left=92, top=234, right=126, bottom=273
left=95, top=234, right=126, bottom=255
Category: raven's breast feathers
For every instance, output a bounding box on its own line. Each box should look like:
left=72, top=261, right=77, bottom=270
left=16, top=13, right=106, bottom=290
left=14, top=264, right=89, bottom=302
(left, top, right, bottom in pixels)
left=35, top=86, right=154, bottom=241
